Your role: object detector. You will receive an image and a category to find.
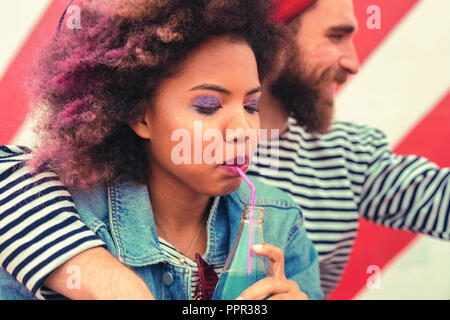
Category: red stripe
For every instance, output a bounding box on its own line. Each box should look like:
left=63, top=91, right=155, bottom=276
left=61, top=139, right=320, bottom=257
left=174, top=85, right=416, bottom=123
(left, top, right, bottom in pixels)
left=395, top=91, right=450, bottom=168
left=0, top=0, right=68, bottom=144
left=352, top=0, right=420, bottom=65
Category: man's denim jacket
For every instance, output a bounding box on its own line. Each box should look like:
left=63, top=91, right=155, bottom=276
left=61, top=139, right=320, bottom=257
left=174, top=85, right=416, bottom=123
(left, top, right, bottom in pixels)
left=0, top=177, right=323, bottom=300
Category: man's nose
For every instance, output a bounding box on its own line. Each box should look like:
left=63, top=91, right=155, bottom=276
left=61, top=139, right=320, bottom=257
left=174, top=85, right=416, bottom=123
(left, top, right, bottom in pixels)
left=339, top=42, right=360, bottom=75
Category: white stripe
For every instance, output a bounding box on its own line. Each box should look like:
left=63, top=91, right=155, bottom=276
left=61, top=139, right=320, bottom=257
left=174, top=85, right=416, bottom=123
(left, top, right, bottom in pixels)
left=0, top=0, right=52, bottom=80
left=356, top=236, right=450, bottom=299
left=0, top=161, right=32, bottom=190
left=0, top=187, right=73, bottom=229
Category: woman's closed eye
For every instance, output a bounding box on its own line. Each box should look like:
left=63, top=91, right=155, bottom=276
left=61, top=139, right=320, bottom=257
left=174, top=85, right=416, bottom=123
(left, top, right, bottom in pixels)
left=195, top=105, right=223, bottom=114
left=192, top=95, right=260, bottom=115
left=244, top=97, right=260, bottom=114
left=192, top=95, right=223, bottom=115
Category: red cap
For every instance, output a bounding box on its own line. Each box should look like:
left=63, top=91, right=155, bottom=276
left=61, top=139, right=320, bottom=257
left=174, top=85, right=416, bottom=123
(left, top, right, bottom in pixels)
left=272, top=0, right=317, bottom=23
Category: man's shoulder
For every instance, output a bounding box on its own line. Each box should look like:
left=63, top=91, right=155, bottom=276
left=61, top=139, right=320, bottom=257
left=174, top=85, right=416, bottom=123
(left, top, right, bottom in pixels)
left=331, top=121, right=386, bottom=138
left=0, top=145, right=31, bottom=157
left=0, top=145, right=32, bottom=173
left=288, top=118, right=388, bottom=148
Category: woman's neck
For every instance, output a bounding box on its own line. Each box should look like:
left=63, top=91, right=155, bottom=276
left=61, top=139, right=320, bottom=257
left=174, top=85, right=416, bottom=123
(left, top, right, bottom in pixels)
left=147, top=169, right=212, bottom=233
left=147, top=167, right=212, bottom=260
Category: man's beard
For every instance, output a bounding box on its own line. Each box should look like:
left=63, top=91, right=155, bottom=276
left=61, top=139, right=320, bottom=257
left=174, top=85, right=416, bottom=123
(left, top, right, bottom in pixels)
left=269, top=54, right=347, bottom=134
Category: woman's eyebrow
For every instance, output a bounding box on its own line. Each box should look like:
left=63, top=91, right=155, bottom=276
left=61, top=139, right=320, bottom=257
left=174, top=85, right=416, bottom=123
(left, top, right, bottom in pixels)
left=246, top=87, right=262, bottom=96
left=188, top=84, right=231, bottom=94
left=188, top=84, right=262, bottom=96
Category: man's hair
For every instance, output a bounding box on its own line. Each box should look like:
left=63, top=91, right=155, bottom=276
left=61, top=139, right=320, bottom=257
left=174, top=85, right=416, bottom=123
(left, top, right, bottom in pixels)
left=27, top=0, right=284, bottom=188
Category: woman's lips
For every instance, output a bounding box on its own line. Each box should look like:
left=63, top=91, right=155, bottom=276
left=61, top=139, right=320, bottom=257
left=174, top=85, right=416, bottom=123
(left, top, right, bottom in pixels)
left=221, top=163, right=249, bottom=176
left=221, top=156, right=249, bottom=176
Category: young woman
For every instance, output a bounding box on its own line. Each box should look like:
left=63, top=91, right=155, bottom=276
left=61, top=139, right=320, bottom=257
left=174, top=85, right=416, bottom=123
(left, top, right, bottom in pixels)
left=0, top=0, right=322, bottom=300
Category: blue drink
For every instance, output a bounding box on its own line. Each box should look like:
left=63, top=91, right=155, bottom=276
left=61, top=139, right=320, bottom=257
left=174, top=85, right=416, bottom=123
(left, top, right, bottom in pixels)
left=213, top=270, right=266, bottom=300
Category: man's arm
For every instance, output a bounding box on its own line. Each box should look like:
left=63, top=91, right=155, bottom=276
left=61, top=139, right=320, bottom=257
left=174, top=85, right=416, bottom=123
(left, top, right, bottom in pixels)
left=1, top=145, right=154, bottom=299
left=44, top=247, right=154, bottom=300
left=354, top=129, right=449, bottom=239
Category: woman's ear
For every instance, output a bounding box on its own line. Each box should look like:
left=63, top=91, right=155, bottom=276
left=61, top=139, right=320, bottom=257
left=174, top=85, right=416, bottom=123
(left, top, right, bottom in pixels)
left=128, top=113, right=152, bottom=140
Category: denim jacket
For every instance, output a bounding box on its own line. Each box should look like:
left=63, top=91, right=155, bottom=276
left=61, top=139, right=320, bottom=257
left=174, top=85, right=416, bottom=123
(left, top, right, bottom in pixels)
left=0, top=177, right=323, bottom=300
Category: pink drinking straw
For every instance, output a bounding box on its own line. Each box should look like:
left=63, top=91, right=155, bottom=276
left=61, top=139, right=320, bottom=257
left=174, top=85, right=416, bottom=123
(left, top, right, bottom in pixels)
left=235, top=166, right=255, bottom=276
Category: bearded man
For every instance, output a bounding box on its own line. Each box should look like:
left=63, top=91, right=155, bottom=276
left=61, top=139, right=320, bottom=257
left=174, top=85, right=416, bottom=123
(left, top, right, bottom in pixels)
left=247, top=0, right=449, bottom=297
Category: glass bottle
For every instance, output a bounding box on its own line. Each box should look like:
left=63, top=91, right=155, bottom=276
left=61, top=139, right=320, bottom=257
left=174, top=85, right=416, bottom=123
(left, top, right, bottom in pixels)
left=213, top=206, right=267, bottom=300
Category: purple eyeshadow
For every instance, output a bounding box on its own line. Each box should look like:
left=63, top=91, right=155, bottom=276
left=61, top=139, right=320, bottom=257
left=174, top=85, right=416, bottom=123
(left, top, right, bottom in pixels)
left=246, top=97, right=260, bottom=107
left=192, top=95, right=221, bottom=108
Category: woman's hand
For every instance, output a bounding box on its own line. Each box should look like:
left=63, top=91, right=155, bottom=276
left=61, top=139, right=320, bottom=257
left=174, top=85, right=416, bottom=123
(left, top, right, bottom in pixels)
left=237, top=243, right=308, bottom=300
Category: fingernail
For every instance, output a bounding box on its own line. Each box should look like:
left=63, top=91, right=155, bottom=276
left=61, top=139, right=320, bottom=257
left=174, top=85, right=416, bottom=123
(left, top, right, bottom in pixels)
left=236, top=296, right=245, bottom=300
left=253, top=244, right=263, bottom=251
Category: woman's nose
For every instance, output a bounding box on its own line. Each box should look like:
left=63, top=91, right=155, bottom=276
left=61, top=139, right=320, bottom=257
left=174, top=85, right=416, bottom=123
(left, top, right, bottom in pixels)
left=221, top=107, right=260, bottom=163
left=225, top=110, right=253, bottom=143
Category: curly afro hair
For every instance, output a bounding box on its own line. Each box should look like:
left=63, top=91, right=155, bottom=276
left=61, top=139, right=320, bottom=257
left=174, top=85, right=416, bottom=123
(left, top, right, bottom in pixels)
left=27, top=0, right=285, bottom=189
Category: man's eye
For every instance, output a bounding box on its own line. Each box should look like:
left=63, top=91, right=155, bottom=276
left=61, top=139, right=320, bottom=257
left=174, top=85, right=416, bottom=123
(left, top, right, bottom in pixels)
left=195, top=106, right=222, bottom=114
left=329, top=34, right=344, bottom=41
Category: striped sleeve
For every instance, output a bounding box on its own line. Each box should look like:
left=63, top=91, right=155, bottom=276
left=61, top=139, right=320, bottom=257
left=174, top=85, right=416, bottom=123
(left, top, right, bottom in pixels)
left=355, top=130, right=450, bottom=239
left=0, top=145, right=105, bottom=299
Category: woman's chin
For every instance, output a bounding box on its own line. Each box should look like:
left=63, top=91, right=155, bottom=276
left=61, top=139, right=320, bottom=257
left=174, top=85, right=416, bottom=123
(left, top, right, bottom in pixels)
left=200, top=176, right=242, bottom=197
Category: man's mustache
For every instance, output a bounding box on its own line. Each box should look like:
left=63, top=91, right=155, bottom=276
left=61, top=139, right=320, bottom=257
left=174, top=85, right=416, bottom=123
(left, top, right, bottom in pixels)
left=316, top=67, right=348, bottom=86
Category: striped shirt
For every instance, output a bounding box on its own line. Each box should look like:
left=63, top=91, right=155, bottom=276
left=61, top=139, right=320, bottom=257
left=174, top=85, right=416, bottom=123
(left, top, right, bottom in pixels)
left=0, top=145, right=105, bottom=299
left=247, top=117, right=450, bottom=297
left=158, top=237, right=224, bottom=299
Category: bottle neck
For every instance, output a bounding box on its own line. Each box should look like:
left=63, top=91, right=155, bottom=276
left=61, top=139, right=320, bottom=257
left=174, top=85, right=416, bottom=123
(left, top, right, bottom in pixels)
left=241, top=206, right=265, bottom=226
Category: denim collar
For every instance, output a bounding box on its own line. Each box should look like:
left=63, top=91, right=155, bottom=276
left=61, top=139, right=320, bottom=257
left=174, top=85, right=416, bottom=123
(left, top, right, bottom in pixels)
left=105, top=178, right=297, bottom=267
left=107, top=181, right=224, bottom=267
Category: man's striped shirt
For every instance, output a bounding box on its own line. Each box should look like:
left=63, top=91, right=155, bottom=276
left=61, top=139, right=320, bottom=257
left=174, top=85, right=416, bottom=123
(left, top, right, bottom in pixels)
left=247, top=117, right=449, bottom=297
left=0, top=145, right=105, bottom=299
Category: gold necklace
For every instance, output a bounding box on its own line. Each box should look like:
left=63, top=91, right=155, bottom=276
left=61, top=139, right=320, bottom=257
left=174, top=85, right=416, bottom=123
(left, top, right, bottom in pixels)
left=154, top=218, right=206, bottom=265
